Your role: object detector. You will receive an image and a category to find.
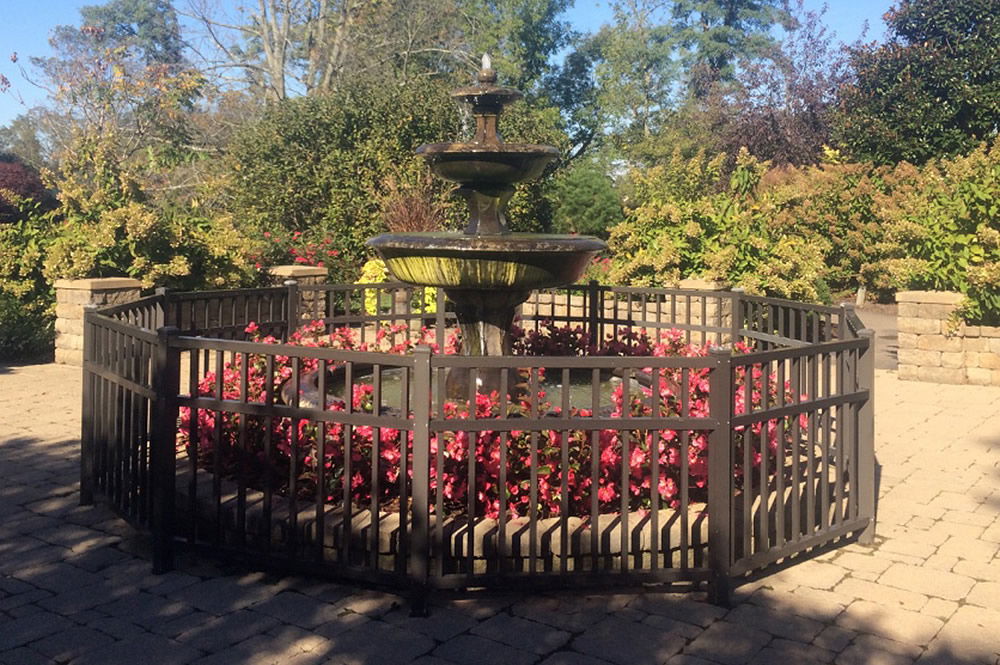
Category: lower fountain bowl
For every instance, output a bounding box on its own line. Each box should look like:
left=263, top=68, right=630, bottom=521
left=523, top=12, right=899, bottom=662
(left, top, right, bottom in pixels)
left=367, top=232, right=607, bottom=291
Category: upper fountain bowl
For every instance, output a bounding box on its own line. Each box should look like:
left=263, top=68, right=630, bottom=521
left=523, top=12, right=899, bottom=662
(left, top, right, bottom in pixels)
left=416, top=142, right=559, bottom=187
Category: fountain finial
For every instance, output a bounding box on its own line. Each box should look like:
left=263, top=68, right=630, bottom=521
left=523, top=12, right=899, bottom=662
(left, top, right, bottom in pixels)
left=477, top=53, right=497, bottom=85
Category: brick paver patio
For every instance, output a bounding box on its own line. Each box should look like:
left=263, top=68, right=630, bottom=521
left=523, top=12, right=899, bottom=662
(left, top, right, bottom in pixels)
left=1, top=363, right=998, bottom=665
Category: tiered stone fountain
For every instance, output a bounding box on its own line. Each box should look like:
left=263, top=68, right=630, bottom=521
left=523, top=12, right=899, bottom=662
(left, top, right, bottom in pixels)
left=368, top=55, right=606, bottom=395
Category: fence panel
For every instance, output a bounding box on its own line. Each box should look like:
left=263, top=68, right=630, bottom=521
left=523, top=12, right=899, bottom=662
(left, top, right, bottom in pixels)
left=81, top=310, right=159, bottom=530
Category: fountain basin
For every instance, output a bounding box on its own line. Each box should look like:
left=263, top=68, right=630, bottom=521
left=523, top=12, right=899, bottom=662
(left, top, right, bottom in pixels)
left=416, top=143, right=560, bottom=186
left=367, top=232, right=605, bottom=290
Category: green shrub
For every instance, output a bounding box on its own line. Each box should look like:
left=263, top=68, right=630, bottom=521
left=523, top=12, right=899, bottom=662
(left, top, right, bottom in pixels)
left=865, top=142, right=1000, bottom=324
left=0, top=200, right=55, bottom=360
left=608, top=149, right=829, bottom=302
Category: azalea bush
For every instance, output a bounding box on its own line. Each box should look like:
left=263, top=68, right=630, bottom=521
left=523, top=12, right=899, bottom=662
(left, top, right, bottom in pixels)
left=178, top=321, right=797, bottom=520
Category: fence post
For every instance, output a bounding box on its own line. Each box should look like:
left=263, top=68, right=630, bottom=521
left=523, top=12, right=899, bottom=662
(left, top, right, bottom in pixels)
left=729, top=287, right=744, bottom=345
left=857, top=328, right=876, bottom=545
left=435, top=288, right=447, bottom=351
left=154, top=287, right=170, bottom=329
left=707, top=346, right=734, bottom=606
left=409, top=345, right=432, bottom=616
left=151, top=325, right=181, bottom=573
left=839, top=302, right=856, bottom=340
left=284, top=279, right=299, bottom=341
left=80, top=305, right=99, bottom=506
left=587, top=280, right=600, bottom=345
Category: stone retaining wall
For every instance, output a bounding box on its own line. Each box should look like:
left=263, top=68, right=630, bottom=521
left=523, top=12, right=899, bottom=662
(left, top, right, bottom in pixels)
left=54, top=278, right=143, bottom=365
left=896, top=290, right=1000, bottom=385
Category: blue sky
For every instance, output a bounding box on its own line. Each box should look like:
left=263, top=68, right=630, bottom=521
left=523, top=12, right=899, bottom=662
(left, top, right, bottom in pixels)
left=0, top=0, right=893, bottom=127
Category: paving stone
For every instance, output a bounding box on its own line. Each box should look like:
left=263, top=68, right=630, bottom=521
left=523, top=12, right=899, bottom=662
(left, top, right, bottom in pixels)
left=249, top=591, right=345, bottom=629
left=539, top=652, right=616, bottom=665
left=920, top=598, right=958, bottom=620
left=878, top=563, right=976, bottom=601
left=666, top=656, right=721, bottom=665
left=433, top=595, right=515, bottom=621
left=967, top=581, right=1000, bottom=610
left=628, top=593, right=726, bottom=627
left=311, top=610, right=371, bottom=640
left=0, top=611, right=74, bottom=650
left=835, top=577, right=927, bottom=611
left=97, top=591, right=196, bottom=629
left=936, top=535, right=999, bottom=562
left=835, top=644, right=916, bottom=665
left=642, top=613, right=704, bottom=640
left=330, top=589, right=402, bottom=617
left=764, top=560, right=848, bottom=590
left=0, top=646, right=53, bottom=665
left=174, top=609, right=282, bottom=653
left=148, top=610, right=215, bottom=639
left=572, top=616, right=688, bottom=665
left=28, top=625, right=114, bottom=662
left=36, top=582, right=127, bottom=614
left=433, top=634, right=536, bottom=665
left=833, top=552, right=893, bottom=574
left=511, top=595, right=615, bottom=632
left=953, top=560, right=1000, bottom=583
left=169, top=574, right=277, bottom=614
left=62, top=633, right=202, bottom=665
left=682, top=620, right=771, bottom=665
left=918, top=604, right=1000, bottom=664
left=471, top=613, right=572, bottom=655
left=748, top=639, right=835, bottom=664
left=383, top=605, right=478, bottom=641
left=836, top=600, right=943, bottom=645
left=16, top=562, right=104, bottom=593
left=726, top=600, right=824, bottom=642
left=0, top=588, right=51, bottom=612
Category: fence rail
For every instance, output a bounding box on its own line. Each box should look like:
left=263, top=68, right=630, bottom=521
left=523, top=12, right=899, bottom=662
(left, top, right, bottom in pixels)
left=81, top=283, right=874, bottom=606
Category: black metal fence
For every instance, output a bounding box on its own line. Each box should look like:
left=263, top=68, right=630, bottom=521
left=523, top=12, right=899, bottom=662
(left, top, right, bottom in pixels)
left=81, top=281, right=874, bottom=604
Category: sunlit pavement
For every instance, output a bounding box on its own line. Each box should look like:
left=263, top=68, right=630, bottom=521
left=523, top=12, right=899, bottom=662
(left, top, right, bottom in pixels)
left=1, top=363, right=998, bottom=665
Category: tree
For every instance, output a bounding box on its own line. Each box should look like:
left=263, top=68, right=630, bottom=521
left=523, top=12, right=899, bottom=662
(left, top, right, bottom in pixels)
left=31, top=0, right=202, bottom=162
left=716, top=0, right=850, bottom=165
left=591, top=0, right=678, bottom=145
left=672, top=0, right=792, bottom=98
left=834, top=0, right=1000, bottom=165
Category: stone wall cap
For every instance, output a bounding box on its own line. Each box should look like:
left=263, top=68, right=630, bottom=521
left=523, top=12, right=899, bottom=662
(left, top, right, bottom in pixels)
left=895, top=290, right=964, bottom=305
left=269, top=265, right=328, bottom=278
left=677, top=278, right=728, bottom=291
left=53, top=277, right=143, bottom=290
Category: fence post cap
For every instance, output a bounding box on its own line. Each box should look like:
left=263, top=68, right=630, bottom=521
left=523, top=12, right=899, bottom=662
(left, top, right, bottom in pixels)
left=839, top=302, right=856, bottom=311
left=154, top=286, right=170, bottom=295
left=82, top=304, right=99, bottom=312
left=857, top=327, right=876, bottom=338
left=156, top=325, right=180, bottom=339
left=708, top=343, right=732, bottom=356
left=730, top=287, right=745, bottom=294
left=284, top=279, right=298, bottom=287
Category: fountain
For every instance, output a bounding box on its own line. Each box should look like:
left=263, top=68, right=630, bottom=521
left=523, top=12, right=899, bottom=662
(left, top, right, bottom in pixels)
left=367, top=55, right=606, bottom=395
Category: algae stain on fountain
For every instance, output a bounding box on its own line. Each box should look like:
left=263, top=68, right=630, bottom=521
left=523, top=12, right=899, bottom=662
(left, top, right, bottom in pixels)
left=367, top=54, right=606, bottom=378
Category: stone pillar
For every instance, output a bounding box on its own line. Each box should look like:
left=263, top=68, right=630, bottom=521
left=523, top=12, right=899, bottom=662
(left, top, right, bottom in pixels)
left=54, top=277, right=142, bottom=365
left=269, top=265, right=328, bottom=322
left=896, top=290, right=1000, bottom=385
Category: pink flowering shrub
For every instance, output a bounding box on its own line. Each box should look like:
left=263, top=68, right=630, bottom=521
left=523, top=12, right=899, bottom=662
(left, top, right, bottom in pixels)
left=178, top=321, right=798, bottom=519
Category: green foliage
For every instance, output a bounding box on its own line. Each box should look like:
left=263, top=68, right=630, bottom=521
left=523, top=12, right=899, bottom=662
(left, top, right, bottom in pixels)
left=865, top=142, right=1000, bottom=323
left=0, top=199, right=55, bottom=359
left=608, top=149, right=829, bottom=301
left=224, top=79, right=460, bottom=268
left=42, top=135, right=258, bottom=290
left=550, top=158, right=622, bottom=237
left=833, top=0, right=1000, bottom=165
left=672, top=0, right=792, bottom=97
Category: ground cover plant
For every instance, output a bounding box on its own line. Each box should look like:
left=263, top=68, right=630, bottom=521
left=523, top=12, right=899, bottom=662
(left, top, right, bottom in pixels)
left=178, top=321, right=800, bottom=520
